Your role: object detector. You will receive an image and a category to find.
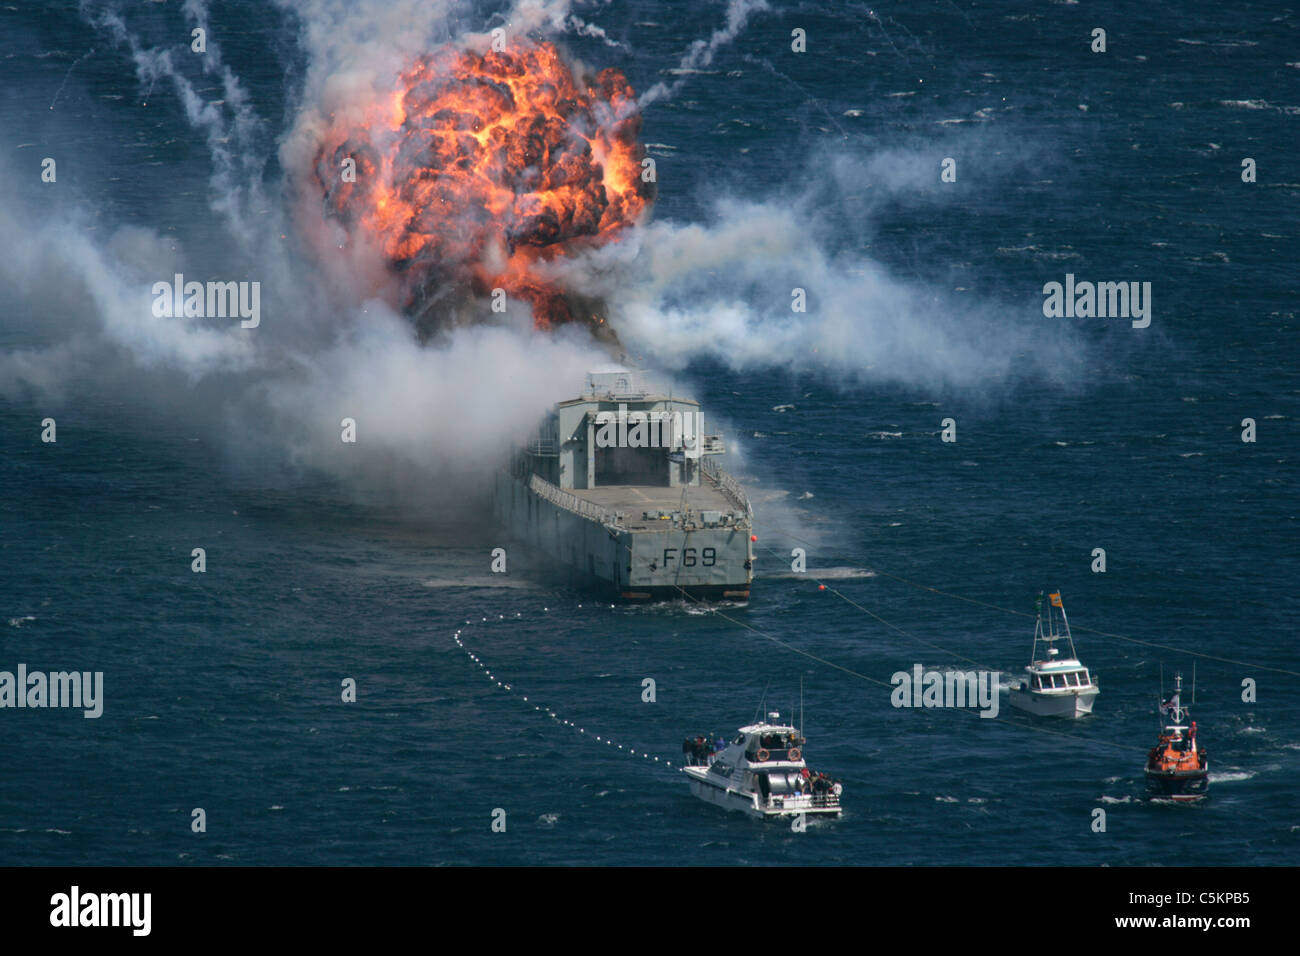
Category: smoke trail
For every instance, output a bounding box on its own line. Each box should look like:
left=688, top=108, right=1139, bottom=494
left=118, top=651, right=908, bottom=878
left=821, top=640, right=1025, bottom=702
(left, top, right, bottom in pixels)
left=80, top=0, right=272, bottom=246
left=638, top=0, right=769, bottom=107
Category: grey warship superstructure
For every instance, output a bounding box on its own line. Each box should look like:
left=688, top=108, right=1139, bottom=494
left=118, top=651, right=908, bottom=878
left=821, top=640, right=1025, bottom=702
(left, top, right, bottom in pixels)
left=494, top=371, right=754, bottom=601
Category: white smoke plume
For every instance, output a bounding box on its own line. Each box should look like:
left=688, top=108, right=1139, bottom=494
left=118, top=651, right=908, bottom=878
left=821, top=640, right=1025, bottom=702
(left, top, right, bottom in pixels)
left=1, top=0, right=1077, bottom=512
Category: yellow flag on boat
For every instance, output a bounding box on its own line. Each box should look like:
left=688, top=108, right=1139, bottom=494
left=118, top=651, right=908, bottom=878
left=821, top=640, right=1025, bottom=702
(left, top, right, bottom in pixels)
left=1049, top=592, right=1063, bottom=607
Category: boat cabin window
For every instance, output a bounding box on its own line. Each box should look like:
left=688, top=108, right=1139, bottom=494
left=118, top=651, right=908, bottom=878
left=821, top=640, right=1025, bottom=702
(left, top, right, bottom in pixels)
left=733, top=734, right=746, bottom=746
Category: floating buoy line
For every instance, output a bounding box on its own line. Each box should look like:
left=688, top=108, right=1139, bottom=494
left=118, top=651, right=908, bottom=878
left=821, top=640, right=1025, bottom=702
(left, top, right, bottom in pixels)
left=451, top=609, right=679, bottom=777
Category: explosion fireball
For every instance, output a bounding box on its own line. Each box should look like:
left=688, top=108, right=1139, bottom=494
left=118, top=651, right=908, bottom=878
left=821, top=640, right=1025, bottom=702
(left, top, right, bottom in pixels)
left=316, top=40, right=653, bottom=333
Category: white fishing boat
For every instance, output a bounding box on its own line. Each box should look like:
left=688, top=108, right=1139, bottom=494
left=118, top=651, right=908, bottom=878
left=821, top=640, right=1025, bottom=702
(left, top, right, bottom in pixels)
left=1007, top=591, right=1099, bottom=718
left=681, top=712, right=842, bottom=818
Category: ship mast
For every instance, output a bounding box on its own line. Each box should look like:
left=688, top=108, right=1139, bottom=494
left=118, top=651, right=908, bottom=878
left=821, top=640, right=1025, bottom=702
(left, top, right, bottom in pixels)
left=1031, top=592, right=1045, bottom=662
left=1057, top=595, right=1081, bottom=661
left=1166, top=672, right=1188, bottom=732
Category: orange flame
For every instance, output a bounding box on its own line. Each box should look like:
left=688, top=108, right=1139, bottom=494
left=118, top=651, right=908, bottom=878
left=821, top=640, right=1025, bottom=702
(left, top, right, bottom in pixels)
left=316, top=40, right=652, bottom=329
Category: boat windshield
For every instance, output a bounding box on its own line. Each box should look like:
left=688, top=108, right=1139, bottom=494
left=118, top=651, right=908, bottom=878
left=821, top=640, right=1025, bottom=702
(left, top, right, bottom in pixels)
left=1034, top=671, right=1091, bottom=689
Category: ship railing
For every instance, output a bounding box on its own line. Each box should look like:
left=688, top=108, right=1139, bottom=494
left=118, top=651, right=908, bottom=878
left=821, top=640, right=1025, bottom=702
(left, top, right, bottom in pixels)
left=528, top=474, right=622, bottom=527
left=764, top=793, right=840, bottom=810
left=701, top=457, right=751, bottom=516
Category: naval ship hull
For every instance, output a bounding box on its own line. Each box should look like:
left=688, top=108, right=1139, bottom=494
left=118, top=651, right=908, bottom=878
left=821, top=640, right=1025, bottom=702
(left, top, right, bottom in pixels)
left=493, top=469, right=753, bottom=602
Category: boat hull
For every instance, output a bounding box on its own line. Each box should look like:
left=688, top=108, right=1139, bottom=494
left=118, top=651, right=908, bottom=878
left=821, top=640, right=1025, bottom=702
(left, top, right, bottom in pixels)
left=493, top=470, right=753, bottom=601
left=684, top=769, right=841, bottom=819
left=1007, top=685, right=1098, bottom=718
left=1144, top=768, right=1209, bottom=801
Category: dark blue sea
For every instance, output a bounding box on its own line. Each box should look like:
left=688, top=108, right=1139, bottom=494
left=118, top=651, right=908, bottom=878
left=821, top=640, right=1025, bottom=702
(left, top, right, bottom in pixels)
left=1, top=0, right=1297, bottom=866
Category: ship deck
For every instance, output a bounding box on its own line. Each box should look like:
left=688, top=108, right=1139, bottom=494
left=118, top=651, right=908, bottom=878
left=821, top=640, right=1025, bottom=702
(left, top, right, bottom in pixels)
left=571, top=483, right=740, bottom=530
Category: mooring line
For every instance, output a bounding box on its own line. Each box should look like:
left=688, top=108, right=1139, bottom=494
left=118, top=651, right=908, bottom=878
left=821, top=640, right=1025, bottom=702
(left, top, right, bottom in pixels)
left=759, top=536, right=1300, bottom=678
left=667, top=583, right=1144, bottom=757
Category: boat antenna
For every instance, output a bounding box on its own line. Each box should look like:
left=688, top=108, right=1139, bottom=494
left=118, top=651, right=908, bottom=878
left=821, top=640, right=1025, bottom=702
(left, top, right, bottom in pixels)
left=1032, top=591, right=1044, bottom=660
left=753, top=682, right=770, bottom=725
left=1192, top=661, right=1196, bottom=707
left=1159, top=663, right=1164, bottom=729
left=790, top=676, right=800, bottom=738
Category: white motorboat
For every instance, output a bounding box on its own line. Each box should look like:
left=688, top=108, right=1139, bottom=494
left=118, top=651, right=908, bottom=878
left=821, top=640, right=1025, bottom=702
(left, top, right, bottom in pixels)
left=1007, top=591, right=1099, bottom=718
left=681, top=712, right=842, bottom=818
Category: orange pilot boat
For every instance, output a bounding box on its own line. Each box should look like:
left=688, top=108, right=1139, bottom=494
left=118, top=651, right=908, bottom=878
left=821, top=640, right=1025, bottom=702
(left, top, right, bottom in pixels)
left=1144, top=671, right=1208, bottom=801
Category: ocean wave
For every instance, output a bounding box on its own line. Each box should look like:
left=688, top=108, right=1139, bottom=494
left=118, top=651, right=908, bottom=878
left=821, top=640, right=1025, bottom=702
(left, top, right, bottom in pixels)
left=814, top=567, right=877, bottom=580
left=1209, top=771, right=1254, bottom=783
left=1220, top=99, right=1300, bottom=115
left=422, top=577, right=536, bottom=589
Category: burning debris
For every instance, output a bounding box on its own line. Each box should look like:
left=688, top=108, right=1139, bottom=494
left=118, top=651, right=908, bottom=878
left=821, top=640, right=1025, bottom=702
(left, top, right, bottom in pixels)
left=314, top=40, right=653, bottom=339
